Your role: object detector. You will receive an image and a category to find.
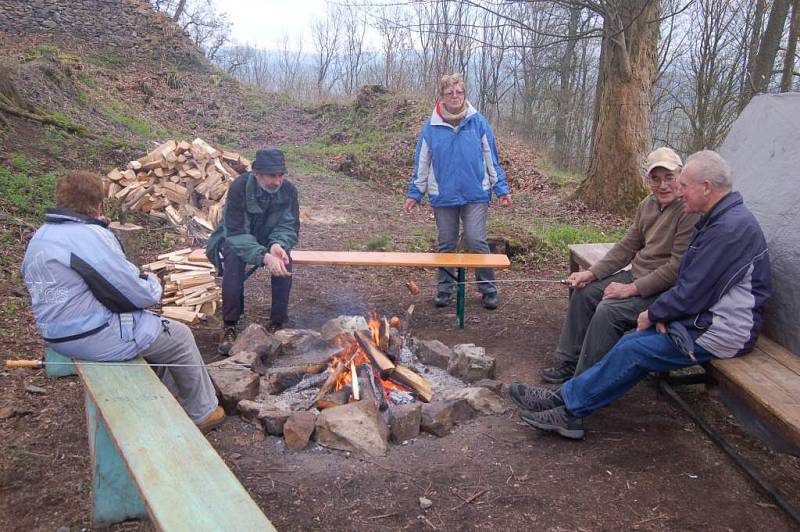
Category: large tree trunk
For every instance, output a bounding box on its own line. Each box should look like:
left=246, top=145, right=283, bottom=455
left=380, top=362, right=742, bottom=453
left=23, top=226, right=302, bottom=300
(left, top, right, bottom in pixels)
left=576, top=0, right=660, bottom=215
left=554, top=7, right=581, bottom=168
left=744, top=0, right=792, bottom=105
left=781, top=0, right=800, bottom=92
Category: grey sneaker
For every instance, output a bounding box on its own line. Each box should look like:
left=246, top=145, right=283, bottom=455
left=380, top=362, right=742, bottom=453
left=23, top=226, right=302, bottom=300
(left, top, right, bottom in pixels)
left=541, top=361, right=576, bottom=384
left=508, top=383, right=564, bottom=412
left=520, top=406, right=585, bottom=440
left=434, top=292, right=451, bottom=307
left=217, top=325, right=237, bottom=355
left=481, top=292, right=498, bottom=309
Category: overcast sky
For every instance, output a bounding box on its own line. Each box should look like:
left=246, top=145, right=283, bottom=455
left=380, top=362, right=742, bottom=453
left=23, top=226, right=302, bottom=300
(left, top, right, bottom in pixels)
left=220, top=0, right=330, bottom=50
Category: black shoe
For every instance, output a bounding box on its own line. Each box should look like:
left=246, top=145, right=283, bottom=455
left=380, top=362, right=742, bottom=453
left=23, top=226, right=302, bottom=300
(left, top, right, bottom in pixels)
left=434, top=292, right=451, bottom=307
left=541, top=361, right=576, bottom=384
left=481, top=292, right=498, bottom=310
left=217, top=325, right=237, bottom=355
left=508, top=383, right=564, bottom=412
left=267, top=322, right=285, bottom=334
left=520, top=406, right=585, bottom=440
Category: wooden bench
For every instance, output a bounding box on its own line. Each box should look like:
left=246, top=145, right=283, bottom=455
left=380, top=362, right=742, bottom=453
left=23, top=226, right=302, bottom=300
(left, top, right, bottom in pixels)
left=44, top=349, right=275, bottom=530
left=568, top=243, right=800, bottom=455
left=289, top=250, right=512, bottom=328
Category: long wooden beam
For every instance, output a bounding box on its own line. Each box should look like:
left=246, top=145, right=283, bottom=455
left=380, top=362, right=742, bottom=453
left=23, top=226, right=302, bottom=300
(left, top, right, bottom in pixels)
left=290, top=250, right=510, bottom=269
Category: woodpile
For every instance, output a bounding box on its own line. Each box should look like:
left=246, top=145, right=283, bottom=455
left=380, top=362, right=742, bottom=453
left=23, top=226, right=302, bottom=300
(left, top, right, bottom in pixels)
left=103, top=138, right=251, bottom=235
left=142, top=248, right=220, bottom=324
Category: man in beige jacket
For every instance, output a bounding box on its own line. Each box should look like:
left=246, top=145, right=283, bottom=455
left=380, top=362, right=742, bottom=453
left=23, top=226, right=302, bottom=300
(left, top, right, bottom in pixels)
left=540, top=147, right=700, bottom=383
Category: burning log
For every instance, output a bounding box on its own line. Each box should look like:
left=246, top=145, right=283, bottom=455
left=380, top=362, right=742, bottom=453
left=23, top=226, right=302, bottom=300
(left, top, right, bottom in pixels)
left=311, top=361, right=346, bottom=409
left=389, top=365, right=433, bottom=403
left=350, top=361, right=360, bottom=401
left=358, top=363, right=388, bottom=412
left=400, top=304, right=415, bottom=335
left=387, top=328, right=404, bottom=362
left=354, top=330, right=395, bottom=378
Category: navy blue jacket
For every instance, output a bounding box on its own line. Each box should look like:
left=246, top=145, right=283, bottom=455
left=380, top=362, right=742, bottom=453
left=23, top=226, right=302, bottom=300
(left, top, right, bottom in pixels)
left=647, top=192, right=771, bottom=358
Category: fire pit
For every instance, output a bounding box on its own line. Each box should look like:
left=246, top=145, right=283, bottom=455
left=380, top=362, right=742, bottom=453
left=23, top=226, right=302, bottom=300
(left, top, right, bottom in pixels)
left=207, top=310, right=508, bottom=456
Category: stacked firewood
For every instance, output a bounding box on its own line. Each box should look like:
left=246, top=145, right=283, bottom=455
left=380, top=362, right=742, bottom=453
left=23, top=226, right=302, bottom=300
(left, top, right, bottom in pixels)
left=104, top=138, right=250, bottom=232
left=142, top=248, right=220, bottom=324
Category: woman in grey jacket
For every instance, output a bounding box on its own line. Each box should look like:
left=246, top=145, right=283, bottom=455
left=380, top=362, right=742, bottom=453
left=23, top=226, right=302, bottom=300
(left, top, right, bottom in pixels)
left=22, top=171, right=223, bottom=431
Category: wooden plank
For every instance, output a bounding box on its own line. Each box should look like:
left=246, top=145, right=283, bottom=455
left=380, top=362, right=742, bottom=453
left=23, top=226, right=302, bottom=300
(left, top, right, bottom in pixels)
left=75, top=359, right=275, bottom=531
left=289, top=250, right=510, bottom=269
left=567, top=243, right=616, bottom=272
left=753, top=336, right=800, bottom=375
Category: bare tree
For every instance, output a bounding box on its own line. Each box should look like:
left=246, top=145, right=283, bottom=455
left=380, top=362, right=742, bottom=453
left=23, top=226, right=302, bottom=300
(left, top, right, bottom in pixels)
left=744, top=0, right=792, bottom=105
left=311, top=8, right=342, bottom=96
left=781, top=0, right=800, bottom=91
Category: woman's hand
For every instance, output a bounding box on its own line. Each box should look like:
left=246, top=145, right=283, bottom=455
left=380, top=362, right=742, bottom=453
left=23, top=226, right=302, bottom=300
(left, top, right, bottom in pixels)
left=404, top=198, right=418, bottom=214
left=499, top=194, right=512, bottom=207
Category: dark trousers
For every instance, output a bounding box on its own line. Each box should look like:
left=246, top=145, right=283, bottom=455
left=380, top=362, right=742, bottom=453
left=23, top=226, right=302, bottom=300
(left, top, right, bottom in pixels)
left=220, top=240, right=292, bottom=324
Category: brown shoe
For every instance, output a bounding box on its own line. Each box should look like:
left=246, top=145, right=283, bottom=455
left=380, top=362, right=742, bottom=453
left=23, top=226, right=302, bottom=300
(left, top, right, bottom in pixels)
left=196, top=406, right=225, bottom=433
left=217, top=325, right=237, bottom=355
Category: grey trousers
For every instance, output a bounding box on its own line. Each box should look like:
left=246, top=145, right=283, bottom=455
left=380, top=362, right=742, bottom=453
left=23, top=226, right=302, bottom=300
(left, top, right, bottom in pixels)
left=555, top=270, right=658, bottom=375
left=139, top=318, right=218, bottom=423
left=433, top=203, right=496, bottom=294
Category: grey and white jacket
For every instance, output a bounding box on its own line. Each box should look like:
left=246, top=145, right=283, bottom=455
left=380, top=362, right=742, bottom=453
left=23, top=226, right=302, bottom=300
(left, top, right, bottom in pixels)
left=22, top=208, right=163, bottom=361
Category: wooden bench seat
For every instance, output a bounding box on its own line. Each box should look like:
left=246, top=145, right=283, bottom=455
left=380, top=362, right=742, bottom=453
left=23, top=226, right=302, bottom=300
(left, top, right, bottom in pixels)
left=46, top=349, right=275, bottom=530
left=568, top=243, right=800, bottom=454
left=289, top=250, right=511, bottom=328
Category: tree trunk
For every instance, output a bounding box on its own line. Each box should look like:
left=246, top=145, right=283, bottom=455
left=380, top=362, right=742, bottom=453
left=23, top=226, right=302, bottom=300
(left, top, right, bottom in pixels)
left=781, top=0, right=800, bottom=92
left=554, top=7, right=581, bottom=168
left=744, top=0, right=791, bottom=105
left=171, top=0, right=187, bottom=21
left=577, top=0, right=660, bottom=215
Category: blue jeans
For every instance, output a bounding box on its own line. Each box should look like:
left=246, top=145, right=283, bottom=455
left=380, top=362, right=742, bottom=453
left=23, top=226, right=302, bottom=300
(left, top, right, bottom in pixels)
left=561, top=329, right=715, bottom=418
left=433, top=203, right=495, bottom=294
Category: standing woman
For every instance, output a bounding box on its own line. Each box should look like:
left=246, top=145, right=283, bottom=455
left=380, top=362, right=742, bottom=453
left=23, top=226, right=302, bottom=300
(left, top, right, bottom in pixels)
left=404, top=73, right=511, bottom=309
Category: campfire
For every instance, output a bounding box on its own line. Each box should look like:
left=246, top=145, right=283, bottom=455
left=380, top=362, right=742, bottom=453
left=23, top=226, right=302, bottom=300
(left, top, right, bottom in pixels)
left=312, top=313, right=433, bottom=411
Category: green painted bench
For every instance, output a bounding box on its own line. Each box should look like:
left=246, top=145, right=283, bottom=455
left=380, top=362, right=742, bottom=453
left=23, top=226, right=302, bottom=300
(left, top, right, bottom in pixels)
left=45, top=349, right=275, bottom=530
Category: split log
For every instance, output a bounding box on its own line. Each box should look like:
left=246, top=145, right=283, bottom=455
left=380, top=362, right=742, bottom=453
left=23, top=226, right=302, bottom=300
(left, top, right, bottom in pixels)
left=311, top=362, right=346, bottom=408
left=358, top=363, right=388, bottom=411
left=354, top=330, right=395, bottom=378
left=350, top=361, right=360, bottom=401
left=389, top=365, right=433, bottom=402
left=108, top=222, right=144, bottom=266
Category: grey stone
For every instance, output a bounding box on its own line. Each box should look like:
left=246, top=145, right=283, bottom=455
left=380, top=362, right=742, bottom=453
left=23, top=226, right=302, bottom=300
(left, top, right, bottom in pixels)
left=472, top=379, right=504, bottom=395
left=207, top=362, right=260, bottom=413
left=230, top=323, right=276, bottom=358
left=416, top=339, right=453, bottom=369
left=447, top=344, right=496, bottom=382
left=25, top=384, right=47, bottom=395
left=420, top=398, right=475, bottom=437
left=440, top=387, right=508, bottom=415
left=271, top=328, right=322, bottom=357
left=320, top=315, right=369, bottom=341
left=315, top=400, right=390, bottom=456
left=419, top=497, right=433, bottom=510
left=388, top=403, right=422, bottom=443
left=283, top=411, right=316, bottom=451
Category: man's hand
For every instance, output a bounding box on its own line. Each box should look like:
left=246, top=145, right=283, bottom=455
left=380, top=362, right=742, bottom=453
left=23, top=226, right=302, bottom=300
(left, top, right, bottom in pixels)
left=499, top=194, right=512, bottom=207
left=636, top=309, right=652, bottom=331
left=264, top=244, right=290, bottom=276
left=566, top=270, right=596, bottom=289
left=404, top=198, right=418, bottom=214
left=602, top=282, right=639, bottom=300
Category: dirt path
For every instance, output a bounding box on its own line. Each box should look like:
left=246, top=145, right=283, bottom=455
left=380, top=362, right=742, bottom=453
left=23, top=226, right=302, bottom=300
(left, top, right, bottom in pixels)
left=1, top=168, right=799, bottom=531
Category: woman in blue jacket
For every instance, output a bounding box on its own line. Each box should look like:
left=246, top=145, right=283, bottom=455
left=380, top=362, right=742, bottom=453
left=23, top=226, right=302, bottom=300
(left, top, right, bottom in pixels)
left=404, top=73, right=511, bottom=309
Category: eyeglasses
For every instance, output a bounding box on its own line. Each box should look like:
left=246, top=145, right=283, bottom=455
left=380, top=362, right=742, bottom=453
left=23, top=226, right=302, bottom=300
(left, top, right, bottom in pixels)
left=649, top=175, right=676, bottom=185
left=443, top=90, right=465, bottom=97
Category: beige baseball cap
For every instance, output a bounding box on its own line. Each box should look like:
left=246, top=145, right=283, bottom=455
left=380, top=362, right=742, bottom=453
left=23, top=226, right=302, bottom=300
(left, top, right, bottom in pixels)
left=646, top=147, right=682, bottom=175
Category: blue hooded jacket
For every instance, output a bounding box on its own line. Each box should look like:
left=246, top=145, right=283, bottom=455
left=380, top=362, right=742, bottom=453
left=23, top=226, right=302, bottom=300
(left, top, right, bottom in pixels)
left=22, top=208, right=163, bottom=361
left=407, top=103, right=509, bottom=207
left=647, top=192, right=771, bottom=358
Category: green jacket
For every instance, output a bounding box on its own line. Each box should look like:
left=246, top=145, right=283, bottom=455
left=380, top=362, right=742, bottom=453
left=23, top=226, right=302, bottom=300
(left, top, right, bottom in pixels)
left=206, top=172, right=299, bottom=271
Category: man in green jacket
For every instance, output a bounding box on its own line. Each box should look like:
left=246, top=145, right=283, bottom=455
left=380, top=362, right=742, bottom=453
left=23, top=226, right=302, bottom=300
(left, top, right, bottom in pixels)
left=537, top=147, right=700, bottom=384
left=206, top=148, right=299, bottom=354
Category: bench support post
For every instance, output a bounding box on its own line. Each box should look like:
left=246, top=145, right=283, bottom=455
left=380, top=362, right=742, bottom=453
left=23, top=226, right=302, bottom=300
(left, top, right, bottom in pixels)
left=86, top=396, right=147, bottom=526
left=45, top=348, right=76, bottom=378
left=456, top=267, right=466, bottom=328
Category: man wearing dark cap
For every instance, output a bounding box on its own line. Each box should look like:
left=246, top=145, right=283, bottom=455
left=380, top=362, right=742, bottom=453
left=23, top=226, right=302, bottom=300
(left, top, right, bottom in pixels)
left=206, top=148, right=299, bottom=354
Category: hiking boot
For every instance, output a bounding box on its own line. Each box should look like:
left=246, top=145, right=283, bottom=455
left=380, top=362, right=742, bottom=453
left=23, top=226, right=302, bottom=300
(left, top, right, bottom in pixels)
left=196, top=406, right=226, bottom=433
left=434, top=292, right=451, bottom=307
left=520, top=406, right=585, bottom=440
left=541, top=361, right=576, bottom=384
left=508, top=383, right=564, bottom=412
left=481, top=292, right=498, bottom=309
left=217, top=325, right=237, bottom=355
left=267, top=322, right=285, bottom=334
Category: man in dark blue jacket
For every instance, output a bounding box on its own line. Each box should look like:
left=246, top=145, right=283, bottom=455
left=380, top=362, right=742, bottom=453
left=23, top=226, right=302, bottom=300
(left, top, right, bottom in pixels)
left=509, top=151, right=771, bottom=439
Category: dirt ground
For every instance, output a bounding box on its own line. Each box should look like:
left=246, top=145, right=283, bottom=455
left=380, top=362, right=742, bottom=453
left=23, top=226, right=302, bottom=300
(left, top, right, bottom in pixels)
left=2, top=169, right=800, bottom=531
